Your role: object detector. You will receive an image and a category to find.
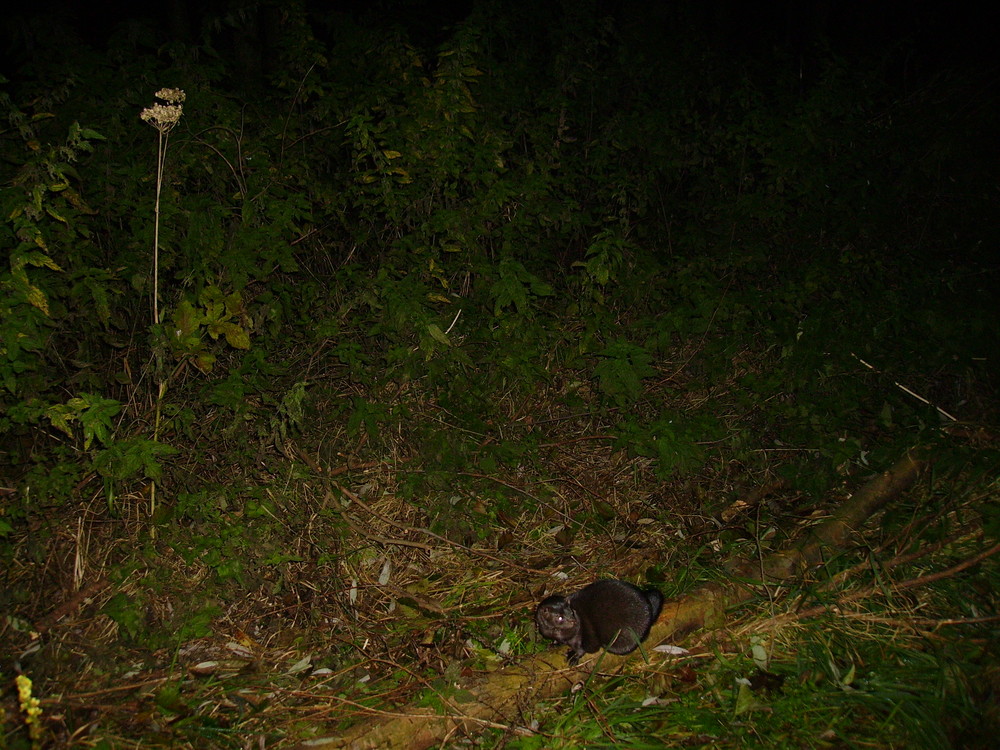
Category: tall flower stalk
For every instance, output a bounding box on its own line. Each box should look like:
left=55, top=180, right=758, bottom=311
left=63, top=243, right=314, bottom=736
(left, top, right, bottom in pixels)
left=140, top=88, right=185, bottom=328
left=140, top=88, right=184, bottom=526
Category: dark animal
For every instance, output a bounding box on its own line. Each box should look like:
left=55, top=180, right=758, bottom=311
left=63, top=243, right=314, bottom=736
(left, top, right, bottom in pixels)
left=535, top=579, right=664, bottom=665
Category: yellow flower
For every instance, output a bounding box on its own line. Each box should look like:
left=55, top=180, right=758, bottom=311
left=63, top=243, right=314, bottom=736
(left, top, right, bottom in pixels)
left=16, top=674, right=43, bottom=746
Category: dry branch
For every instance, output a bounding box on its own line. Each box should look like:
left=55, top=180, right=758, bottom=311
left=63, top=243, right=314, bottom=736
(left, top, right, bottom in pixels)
left=745, top=538, right=1000, bottom=630
left=656, top=447, right=929, bottom=643
left=294, top=448, right=928, bottom=749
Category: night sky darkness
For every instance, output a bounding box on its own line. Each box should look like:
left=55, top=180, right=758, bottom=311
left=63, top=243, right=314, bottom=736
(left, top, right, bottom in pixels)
left=2, top=1, right=996, bottom=77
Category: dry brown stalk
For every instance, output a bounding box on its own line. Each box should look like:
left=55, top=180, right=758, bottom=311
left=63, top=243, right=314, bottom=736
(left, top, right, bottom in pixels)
left=331, top=484, right=547, bottom=573
left=34, top=577, right=110, bottom=635
left=746, top=538, right=1000, bottom=631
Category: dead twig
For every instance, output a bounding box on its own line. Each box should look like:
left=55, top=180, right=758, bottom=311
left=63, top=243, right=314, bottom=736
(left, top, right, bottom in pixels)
left=747, top=539, right=1000, bottom=631
left=34, top=577, right=110, bottom=635
left=331, top=483, right=547, bottom=574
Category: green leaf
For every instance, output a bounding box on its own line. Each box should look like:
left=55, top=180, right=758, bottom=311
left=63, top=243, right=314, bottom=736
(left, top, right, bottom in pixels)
left=426, top=323, right=452, bottom=346
left=102, top=593, right=143, bottom=640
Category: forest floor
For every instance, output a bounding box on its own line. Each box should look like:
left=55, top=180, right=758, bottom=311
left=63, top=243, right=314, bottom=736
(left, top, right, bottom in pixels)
left=4, top=362, right=999, bottom=749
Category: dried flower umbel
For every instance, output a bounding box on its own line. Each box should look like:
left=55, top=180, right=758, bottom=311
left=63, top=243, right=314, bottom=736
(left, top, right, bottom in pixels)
left=140, top=88, right=186, bottom=133
left=139, top=88, right=188, bottom=527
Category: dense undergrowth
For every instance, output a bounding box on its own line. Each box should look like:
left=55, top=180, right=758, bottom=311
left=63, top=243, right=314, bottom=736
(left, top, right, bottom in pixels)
left=1, top=1, right=998, bottom=747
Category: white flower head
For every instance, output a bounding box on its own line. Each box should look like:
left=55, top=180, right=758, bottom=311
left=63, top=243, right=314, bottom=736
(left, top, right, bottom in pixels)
left=141, top=88, right=186, bottom=133
left=155, top=88, right=186, bottom=104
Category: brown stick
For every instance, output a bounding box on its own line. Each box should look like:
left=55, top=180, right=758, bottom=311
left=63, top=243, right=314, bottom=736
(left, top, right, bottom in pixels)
left=35, top=577, right=111, bottom=635
left=655, top=448, right=928, bottom=643
left=747, top=539, right=1000, bottom=630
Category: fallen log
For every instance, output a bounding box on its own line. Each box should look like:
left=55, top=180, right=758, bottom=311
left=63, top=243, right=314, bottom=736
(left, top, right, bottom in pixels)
left=294, top=448, right=928, bottom=749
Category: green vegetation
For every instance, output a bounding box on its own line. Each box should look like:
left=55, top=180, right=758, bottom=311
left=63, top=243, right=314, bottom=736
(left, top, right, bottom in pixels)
left=1, top=1, right=997, bottom=747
